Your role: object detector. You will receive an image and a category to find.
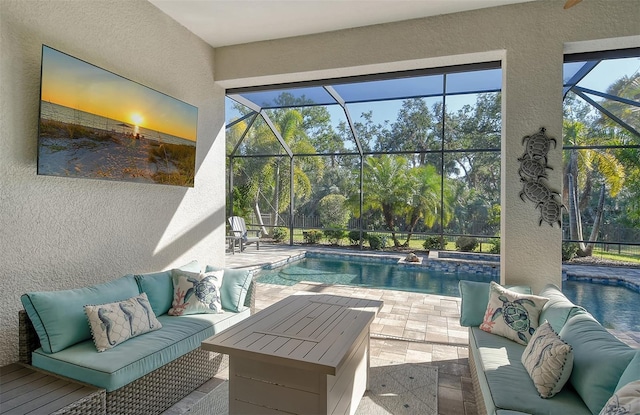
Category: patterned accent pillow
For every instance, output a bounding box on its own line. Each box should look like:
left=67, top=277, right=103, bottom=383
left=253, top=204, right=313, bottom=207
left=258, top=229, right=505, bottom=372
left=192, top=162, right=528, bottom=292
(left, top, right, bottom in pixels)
left=599, top=380, right=640, bottom=415
left=84, top=292, right=162, bottom=352
left=168, top=269, right=224, bottom=316
left=521, top=321, right=573, bottom=398
left=480, top=281, right=548, bottom=345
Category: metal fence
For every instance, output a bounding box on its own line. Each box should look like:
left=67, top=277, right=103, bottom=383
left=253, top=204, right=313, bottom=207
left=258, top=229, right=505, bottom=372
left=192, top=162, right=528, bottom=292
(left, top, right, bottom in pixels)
left=239, top=213, right=639, bottom=257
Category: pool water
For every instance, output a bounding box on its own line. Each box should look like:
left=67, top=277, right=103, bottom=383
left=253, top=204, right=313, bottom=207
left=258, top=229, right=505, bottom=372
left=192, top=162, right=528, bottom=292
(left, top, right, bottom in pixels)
left=562, top=280, right=639, bottom=332
left=257, top=256, right=640, bottom=332
left=257, top=256, right=497, bottom=298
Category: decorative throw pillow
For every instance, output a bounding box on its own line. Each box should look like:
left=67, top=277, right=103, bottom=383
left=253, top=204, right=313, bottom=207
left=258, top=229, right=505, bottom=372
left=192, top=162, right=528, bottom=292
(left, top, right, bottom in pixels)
left=84, top=292, right=162, bottom=352
left=168, top=269, right=224, bottom=316
left=205, top=265, right=253, bottom=312
left=599, top=380, right=640, bottom=415
left=480, top=281, right=548, bottom=345
left=521, top=321, right=573, bottom=398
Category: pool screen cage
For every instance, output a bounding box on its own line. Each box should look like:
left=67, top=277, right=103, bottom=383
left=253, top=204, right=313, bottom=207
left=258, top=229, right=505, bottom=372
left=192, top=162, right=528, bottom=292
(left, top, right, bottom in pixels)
left=225, top=49, right=639, bottom=256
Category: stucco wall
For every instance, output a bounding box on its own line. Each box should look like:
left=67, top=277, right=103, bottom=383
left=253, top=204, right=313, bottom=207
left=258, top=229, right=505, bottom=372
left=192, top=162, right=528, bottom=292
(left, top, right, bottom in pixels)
left=214, top=0, right=639, bottom=292
left=0, top=0, right=225, bottom=365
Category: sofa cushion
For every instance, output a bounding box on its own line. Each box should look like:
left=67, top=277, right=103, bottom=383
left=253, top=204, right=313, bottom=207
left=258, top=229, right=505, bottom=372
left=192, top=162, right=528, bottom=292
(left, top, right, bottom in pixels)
left=615, top=352, right=640, bottom=392
left=459, top=281, right=531, bottom=327
left=31, top=310, right=250, bottom=391
left=135, top=260, right=201, bottom=316
left=521, top=321, right=573, bottom=398
left=538, top=284, right=586, bottom=332
left=559, top=313, right=636, bottom=415
left=206, top=265, right=253, bottom=312
left=168, top=270, right=224, bottom=316
left=470, top=327, right=591, bottom=415
left=21, top=274, right=140, bottom=353
left=598, top=380, right=640, bottom=415
left=481, top=281, right=548, bottom=345
left=85, top=293, right=162, bottom=352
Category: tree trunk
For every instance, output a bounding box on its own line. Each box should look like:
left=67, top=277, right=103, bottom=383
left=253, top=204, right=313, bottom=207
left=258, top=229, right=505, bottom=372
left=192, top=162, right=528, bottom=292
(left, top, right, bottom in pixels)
left=568, top=174, right=581, bottom=238
left=382, top=204, right=400, bottom=247
left=579, top=185, right=606, bottom=257
left=253, top=201, right=269, bottom=237
left=404, top=211, right=420, bottom=246
left=270, top=161, right=280, bottom=231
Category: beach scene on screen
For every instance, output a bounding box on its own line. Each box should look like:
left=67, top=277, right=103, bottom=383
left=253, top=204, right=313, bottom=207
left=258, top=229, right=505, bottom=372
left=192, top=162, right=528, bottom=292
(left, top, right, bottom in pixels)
left=37, top=45, right=198, bottom=187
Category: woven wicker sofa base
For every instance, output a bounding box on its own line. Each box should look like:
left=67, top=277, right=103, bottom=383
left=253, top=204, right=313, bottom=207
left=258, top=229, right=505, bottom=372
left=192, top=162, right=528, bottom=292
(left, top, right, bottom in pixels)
left=19, top=310, right=228, bottom=415
left=468, top=348, right=488, bottom=415
left=106, top=348, right=227, bottom=415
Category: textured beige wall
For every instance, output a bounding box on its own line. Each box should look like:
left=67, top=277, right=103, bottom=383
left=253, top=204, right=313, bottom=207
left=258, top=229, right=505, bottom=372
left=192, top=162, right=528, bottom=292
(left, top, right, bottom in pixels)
left=215, top=0, right=639, bottom=292
left=0, top=0, right=225, bottom=365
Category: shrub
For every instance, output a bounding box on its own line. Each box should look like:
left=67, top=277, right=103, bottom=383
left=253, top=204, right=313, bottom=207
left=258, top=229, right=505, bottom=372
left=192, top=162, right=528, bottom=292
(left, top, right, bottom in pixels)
left=324, top=229, right=346, bottom=245
left=303, top=230, right=323, bottom=244
left=367, top=234, right=387, bottom=250
left=367, top=234, right=382, bottom=250
left=348, top=230, right=368, bottom=246
left=423, top=236, right=442, bottom=250
left=456, top=236, right=478, bottom=252
left=489, top=238, right=500, bottom=254
left=562, top=242, right=578, bottom=261
left=271, top=227, right=287, bottom=243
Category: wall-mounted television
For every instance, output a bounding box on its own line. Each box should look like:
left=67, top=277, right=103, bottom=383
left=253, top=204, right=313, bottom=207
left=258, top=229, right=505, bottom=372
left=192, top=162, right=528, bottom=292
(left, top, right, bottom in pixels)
left=37, top=45, right=198, bottom=187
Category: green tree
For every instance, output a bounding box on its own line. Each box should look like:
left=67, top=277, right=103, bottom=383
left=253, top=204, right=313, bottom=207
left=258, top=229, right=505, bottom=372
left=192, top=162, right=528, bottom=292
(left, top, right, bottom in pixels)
left=354, top=155, right=409, bottom=247
left=378, top=98, right=439, bottom=165
left=229, top=106, right=318, bottom=236
left=563, top=112, right=626, bottom=257
left=318, top=194, right=350, bottom=228
left=402, top=164, right=453, bottom=245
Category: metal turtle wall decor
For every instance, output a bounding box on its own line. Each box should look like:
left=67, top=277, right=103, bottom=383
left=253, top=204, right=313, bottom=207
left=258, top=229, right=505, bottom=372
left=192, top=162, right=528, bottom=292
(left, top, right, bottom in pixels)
left=517, top=127, right=565, bottom=227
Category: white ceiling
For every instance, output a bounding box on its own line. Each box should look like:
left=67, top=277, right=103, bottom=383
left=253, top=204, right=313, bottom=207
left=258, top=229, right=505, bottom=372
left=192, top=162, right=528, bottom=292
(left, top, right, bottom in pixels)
left=149, top=0, right=536, bottom=48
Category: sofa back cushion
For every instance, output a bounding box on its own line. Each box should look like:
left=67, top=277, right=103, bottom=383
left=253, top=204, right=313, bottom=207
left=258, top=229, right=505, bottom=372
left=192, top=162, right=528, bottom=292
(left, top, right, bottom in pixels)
left=559, top=313, right=636, bottom=414
left=21, top=274, right=140, bottom=353
left=458, top=280, right=532, bottom=327
left=206, top=265, right=253, bottom=312
left=615, top=351, right=640, bottom=392
left=135, top=260, right=201, bottom=316
left=538, top=283, right=586, bottom=332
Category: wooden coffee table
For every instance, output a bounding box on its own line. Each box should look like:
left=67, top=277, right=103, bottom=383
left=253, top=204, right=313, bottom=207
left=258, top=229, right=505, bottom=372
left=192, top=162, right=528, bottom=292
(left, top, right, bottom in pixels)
left=201, top=293, right=383, bottom=415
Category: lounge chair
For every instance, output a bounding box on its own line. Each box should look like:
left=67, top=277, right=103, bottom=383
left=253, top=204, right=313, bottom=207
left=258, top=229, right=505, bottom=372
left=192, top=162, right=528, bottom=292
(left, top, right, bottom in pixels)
left=228, top=216, right=261, bottom=251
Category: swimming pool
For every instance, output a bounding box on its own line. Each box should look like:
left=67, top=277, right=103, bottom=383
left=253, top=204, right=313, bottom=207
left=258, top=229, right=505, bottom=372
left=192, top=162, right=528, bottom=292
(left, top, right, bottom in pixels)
left=256, top=255, right=640, bottom=332
left=562, top=280, right=639, bottom=332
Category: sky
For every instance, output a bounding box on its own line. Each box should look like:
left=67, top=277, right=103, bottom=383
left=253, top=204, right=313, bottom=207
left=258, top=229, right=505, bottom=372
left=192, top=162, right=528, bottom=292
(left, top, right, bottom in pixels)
left=40, top=46, right=198, bottom=142
left=225, top=57, right=640, bottom=132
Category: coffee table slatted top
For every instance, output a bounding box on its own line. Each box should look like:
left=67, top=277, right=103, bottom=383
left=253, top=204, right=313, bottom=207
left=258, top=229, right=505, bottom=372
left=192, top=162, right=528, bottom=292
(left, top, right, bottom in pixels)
left=202, top=294, right=383, bottom=375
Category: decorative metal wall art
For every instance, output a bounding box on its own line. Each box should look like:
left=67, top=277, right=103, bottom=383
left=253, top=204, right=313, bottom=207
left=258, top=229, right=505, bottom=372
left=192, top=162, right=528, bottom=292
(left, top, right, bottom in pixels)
left=517, top=127, right=564, bottom=227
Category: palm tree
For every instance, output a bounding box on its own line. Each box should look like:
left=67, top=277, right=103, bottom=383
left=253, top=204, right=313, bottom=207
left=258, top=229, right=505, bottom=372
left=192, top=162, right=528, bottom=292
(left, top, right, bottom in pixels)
left=563, top=119, right=625, bottom=256
left=402, top=164, right=453, bottom=246
left=357, top=155, right=410, bottom=247
left=230, top=108, right=316, bottom=236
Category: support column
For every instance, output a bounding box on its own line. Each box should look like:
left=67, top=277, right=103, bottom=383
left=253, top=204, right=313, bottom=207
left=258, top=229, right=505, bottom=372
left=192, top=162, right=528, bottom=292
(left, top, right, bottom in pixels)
left=501, top=45, right=564, bottom=293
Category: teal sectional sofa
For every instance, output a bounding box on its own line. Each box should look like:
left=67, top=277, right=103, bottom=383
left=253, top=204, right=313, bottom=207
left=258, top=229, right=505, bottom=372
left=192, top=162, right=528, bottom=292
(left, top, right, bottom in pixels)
left=460, top=281, right=639, bottom=415
left=19, top=260, right=255, bottom=415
